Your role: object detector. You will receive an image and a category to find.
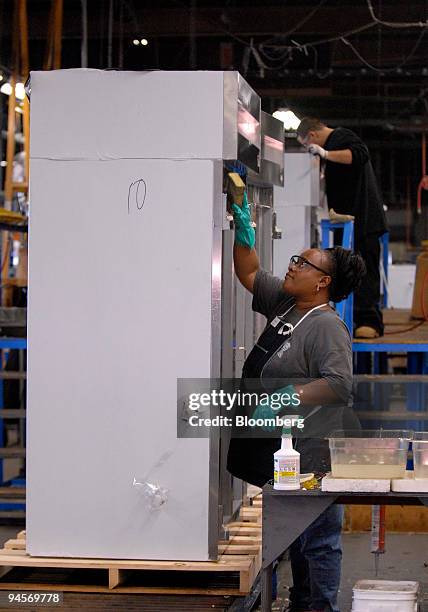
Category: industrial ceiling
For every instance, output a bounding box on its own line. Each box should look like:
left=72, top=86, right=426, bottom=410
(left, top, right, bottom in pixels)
left=0, top=0, right=427, bottom=244
left=0, top=0, right=427, bottom=127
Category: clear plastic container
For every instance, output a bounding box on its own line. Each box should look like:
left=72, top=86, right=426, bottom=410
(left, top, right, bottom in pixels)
left=412, top=432, right=428, bottom=479
left=329, top=430, right=412, bottom=479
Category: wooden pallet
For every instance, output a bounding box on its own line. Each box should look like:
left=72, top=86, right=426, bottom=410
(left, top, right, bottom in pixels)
left=0, top=508, right=262, bottom=596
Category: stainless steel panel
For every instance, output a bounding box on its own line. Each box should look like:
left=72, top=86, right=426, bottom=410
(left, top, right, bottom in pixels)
left=222, top=183, right=274, bottom=515
left=273, top=206, right=312, bottom=278
left=220, top=230, right=235, bottom=379
left=223, top=72, right=261, bottom=172
left=260, top=112, right=284, bottom=186
left=223, top=72, right=239, bottom=160
left=234, top=281, right=247, bottom=378
left=219, top=227, right=238, bottom=526
left=275, top=152, right=320, bottom=207
left=251, top=185, right=274, bottom=339
left=209, top=160, right=223, bottom=559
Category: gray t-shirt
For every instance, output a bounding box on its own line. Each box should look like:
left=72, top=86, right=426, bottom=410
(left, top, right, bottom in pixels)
left=253, top=269, right=353, bottom=403
left=227, top=270, right=357, bottom=481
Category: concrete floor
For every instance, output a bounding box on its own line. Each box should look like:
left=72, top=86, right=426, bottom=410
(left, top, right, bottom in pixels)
left=272, top=532, right=428, bottom=611
left=1, top=526, right=427, bottom=611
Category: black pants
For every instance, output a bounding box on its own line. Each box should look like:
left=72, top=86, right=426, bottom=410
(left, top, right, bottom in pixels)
left=354, top=234, right=384, bottom=335
left=334, top=230, right=384, bottom=335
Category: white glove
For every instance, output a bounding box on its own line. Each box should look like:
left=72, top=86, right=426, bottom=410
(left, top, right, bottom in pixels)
left=308, top=144, right=328, bottom=159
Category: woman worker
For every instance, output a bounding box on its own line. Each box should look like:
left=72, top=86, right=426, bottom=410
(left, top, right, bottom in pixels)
left=227, top=193, right=365, bottom=612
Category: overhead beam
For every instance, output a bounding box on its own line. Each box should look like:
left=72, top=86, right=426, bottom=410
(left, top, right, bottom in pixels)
left=13, top=4, right=428, bottom=39
left=257, top=88, right=420, bottom=102
left=258, top=87, right=332, bottom=97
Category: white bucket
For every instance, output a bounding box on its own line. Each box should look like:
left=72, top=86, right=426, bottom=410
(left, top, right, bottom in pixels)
left=351, top=580, right=418, bottom=612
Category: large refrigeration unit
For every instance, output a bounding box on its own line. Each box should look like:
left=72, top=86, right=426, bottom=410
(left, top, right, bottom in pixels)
left=26, top=70, right=284, bottom=561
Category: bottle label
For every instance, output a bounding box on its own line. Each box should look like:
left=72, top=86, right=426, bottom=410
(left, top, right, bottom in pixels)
left=274, top=457, right=299, bottom=485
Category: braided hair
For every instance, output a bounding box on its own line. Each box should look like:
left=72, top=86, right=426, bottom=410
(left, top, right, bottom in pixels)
left=324, top=247, right=366, bottom=303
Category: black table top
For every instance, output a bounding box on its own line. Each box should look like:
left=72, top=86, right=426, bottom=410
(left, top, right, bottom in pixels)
left=263, top=484, right=428, bottom=502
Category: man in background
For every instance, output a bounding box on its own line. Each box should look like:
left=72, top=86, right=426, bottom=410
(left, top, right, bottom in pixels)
left=297, top=117, right=387, bottom=338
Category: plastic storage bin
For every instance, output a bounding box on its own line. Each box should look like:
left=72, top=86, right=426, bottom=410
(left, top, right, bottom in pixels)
left=329, top=430, right=412, bottom=479
left=412, top=432, right=428, bottom=479
left=352, top=579, right=418, bottom=611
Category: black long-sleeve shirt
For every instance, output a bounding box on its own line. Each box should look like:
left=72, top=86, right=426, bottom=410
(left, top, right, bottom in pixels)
left=324, top=127, right=387, bottom=240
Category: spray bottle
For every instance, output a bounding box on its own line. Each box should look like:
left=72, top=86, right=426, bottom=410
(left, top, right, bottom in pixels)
left=274, top=418, right=300, bottom=490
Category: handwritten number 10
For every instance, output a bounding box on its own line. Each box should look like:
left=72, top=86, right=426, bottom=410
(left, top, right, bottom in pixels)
left=128, top=179, right=147, bottom=214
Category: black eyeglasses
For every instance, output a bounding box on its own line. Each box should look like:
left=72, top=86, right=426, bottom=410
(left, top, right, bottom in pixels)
left=289, top=255, right=331, bottom=276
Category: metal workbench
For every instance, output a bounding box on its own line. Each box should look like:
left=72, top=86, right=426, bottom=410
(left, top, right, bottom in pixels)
left=261, top=484, right=428, bottom=611
left=353, top=308, right=428, bottom=375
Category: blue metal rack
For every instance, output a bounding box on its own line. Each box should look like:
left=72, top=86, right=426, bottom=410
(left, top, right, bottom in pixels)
left=353, top=311, right=428, bottom=444
left=321, top=219, right=390, bottom=333
left=380, top=232, right=389, bottom=308
left=0, top=337, right=27, bottom=514
left=320, top=219, right=427, bottom=435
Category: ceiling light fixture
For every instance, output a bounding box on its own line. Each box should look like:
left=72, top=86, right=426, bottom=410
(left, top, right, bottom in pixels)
left=15, top=82, right=25, bottom=100
left=0, top=82, right=12, bottom=96
left=141, top=38, right=148, bottom=46
left=0, top=82, right=26, bottom=100
left=272, top=109, right=301, bottom=130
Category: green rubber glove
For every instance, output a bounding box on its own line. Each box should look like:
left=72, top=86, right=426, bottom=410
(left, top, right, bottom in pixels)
left=251, top=385, right=298, bottom=432
left=231, top=192, right=256, bottom=249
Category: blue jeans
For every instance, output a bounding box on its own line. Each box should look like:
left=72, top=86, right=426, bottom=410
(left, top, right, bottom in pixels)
left=288, top=504, right=343, bottom=612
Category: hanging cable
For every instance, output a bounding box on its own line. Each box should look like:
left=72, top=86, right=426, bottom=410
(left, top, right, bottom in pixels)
left=366, top=0, right=428, bottom=28
left=170, top=0, right=250, bottom=46
left=260, top=21, right=376, bottom=53
left=258, top=45, right=292, bottom=63
left=257, top=4, right=427, bottom=57
left=282, top=0, right=329, bottom=37
left=260, top=0, right=328, bottom=49
left=341, top=27, right=427, bottom=74
left=113, top=0, right=428, bottom=75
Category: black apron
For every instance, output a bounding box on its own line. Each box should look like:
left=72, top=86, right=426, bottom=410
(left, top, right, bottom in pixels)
left=226, top=298, right=357, bottom=487
left=227, top=296, right=296, bottom=487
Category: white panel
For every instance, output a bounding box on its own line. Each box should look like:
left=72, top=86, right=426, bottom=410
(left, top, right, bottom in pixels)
left=30, top=69, right=225, bottom=161
left=27, top=158, right=216, bottom=559
left=274, top=152, right=320, bottom=207
left=273, top=206, right=311, bottom=278
left=388, top=264, right=416, bottom=309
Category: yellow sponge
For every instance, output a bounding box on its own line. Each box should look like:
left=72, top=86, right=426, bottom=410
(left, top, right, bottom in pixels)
left=227, top=172, right=245, bottom=206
